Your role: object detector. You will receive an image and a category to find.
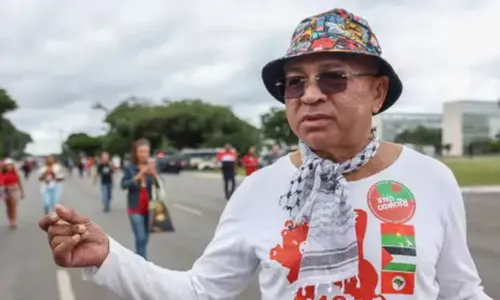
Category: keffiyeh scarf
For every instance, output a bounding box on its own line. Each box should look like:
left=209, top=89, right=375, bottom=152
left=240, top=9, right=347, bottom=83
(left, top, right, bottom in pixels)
left=279, top=128, right=379, bottom=294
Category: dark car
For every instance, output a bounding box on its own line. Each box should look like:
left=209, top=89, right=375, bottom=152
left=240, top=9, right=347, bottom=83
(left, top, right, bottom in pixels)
left=157, top=151, right=186, bottom=174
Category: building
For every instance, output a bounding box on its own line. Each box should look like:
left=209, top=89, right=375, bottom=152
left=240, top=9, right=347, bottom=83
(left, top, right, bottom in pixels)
left=374, top=112, right=443, bottom=142
left=442, top=100, right=500, bottom=156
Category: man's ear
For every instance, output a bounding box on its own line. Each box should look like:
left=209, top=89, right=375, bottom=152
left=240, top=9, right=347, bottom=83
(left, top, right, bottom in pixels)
left=372, top=76, right=389, bottom=114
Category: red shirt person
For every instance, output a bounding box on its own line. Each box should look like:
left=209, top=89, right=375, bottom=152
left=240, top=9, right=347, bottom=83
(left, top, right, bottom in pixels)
left=241, top=146, right=260, bottom=176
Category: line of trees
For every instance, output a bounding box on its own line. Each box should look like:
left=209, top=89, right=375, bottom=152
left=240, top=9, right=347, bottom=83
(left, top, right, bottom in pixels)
left=0, top=88, right=33, bottom=158
left=64, top=97, right=294, bottom=157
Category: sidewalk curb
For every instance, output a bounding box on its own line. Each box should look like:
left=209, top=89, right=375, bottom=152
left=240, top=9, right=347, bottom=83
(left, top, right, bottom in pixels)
left=189, top=172, right=244, bottom=180
left=460, top=186, right=500, bottom=194
left=189, top=172, right=500, bottom=194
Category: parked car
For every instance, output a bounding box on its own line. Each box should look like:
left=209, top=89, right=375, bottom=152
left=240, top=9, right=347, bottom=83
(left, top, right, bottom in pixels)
left=156, top=151, right=187, bottom=174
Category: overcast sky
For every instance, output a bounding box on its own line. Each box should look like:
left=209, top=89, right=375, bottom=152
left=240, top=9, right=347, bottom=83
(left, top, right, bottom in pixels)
left=1, top=0, right=499, bottom=155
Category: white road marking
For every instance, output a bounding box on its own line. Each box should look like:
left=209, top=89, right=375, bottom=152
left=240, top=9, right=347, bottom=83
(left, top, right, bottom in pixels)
left=173, top=203, right=203, bottom=216
left=56, top=269, right=75, bottom=300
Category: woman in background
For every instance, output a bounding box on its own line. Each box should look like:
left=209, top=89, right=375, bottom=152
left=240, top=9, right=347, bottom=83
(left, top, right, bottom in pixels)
left=121, top=139, right=159, bottom=259
left=39, top=155, right=64, bottom=214
left=241, top=145, right=260, bottom=176
left=2, top=158, right=24, bottom=229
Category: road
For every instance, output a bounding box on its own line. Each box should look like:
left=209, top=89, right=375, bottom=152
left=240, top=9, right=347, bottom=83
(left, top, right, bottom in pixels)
left=0, top=171, right=498, bottom=299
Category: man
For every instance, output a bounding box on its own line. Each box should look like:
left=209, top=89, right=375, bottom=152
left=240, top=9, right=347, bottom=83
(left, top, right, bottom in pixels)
left=94, top=152, right=114, bottom=213
left=266, top=144, right=281, bottom=165
left=216, top=143, right=238, bottom=200
left=39, top=8, right=491, bottom=300
left=241, top=145, right=259, bottom=176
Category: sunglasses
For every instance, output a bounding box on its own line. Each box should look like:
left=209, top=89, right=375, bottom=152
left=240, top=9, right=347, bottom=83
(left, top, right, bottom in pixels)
left=275, top=71, right=380, bottom=99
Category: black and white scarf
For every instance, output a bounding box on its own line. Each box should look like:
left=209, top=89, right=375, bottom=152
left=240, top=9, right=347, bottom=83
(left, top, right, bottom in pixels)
left=279, top=128, right=379, bottom=293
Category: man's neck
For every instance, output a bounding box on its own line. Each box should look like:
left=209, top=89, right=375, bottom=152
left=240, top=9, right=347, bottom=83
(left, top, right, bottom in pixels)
left=290, top=141, right=402, bottom=181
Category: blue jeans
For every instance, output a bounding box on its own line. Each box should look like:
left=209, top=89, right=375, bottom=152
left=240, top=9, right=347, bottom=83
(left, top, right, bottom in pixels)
left=100, top=183, right=112, bottom=212
left=43, top=184, right=61, bottom=214
left=128, top=213, right=149, bottom=259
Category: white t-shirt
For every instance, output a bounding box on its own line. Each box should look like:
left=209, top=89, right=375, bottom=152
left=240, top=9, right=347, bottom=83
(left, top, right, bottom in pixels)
left=83, top=147, right=491, bottom=300
left=39, top=164, right=64, bottom=192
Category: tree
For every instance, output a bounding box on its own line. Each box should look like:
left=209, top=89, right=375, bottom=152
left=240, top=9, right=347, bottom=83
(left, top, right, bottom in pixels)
left=0, top=88, right=31, bottom=157
left=88, top=97, right=261, bottom=155
left=260, top=107, right=297, bottom=145
left=64, top=133, right=103, bottom=156
left=0, top=88, right=18, bottom=116
left=395, top=125, right=442, bottom=155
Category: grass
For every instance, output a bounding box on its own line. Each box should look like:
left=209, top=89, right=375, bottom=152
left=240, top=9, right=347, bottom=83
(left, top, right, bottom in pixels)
left=191, top=156, right=500, bottom=186
left=441, top=156, right=500, bottom=186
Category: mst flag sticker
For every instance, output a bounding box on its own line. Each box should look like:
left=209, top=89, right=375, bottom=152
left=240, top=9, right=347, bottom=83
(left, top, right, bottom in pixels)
left=380, top=223, right=417, bottom=295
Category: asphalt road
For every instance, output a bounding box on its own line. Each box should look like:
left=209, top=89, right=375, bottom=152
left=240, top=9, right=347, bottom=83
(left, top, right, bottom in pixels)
left=0, top=171, right=498, bottom=299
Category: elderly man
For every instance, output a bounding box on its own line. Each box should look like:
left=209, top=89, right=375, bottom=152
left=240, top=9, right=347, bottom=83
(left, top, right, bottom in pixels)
left=39, top=8, right=490, bottom=300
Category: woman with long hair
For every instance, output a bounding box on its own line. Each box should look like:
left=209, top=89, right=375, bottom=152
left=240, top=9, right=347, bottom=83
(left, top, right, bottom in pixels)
left=121, top=139, right=159, bottom=259
left=38, top=155, right=64, bottom=214
left=2, top=158, right=24, bottom=229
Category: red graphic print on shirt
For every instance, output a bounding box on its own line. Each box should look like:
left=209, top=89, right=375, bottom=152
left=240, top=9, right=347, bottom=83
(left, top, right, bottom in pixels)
left=270, top=210, right=386, bottom=300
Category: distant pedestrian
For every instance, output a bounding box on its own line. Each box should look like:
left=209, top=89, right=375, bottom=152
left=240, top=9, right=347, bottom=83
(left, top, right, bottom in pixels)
left=2, top=158, right=24, bottom=229
left=94, top=151, right=114, bottom=213
left=266, top=144, right=282, bottom=165
left=121, top=139, right=160, bottom=259
left=241, top=146, right=259, bottom=176
left=216, top=143, right=238, bottom=200
left=39, top=155, right=64, bottom=214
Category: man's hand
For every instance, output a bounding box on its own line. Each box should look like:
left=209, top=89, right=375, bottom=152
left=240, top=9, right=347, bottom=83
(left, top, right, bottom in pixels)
left=39, top=205, right=110, bottom=268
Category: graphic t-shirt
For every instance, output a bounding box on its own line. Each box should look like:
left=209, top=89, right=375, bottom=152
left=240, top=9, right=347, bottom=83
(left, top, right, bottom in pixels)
left=83, top=147, right=491, bottom=300
left=216, top=150, right=237, bottom=176
left=97, top=163, right=113, bottom=184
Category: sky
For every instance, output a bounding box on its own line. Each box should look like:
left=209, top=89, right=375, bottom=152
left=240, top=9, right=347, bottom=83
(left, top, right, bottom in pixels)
left=1, top=0, right=499, bottom=155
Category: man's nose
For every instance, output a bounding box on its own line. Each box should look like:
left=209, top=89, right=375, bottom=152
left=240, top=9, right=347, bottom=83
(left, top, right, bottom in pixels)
left=301, top=80, right=326, bottom=104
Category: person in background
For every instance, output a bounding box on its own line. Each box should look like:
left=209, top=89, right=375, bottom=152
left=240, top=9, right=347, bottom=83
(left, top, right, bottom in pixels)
left=112, top=155, right=121, bottom=170
left=77, top=158, right=85, bottom=178
left=86, top=157, right=94, bottom=178
left=266, top=144, right=282, bottom=165
left=39, top=155, right=64, bottom=214
left=21, top=159, right=32, bottom=180
left=94, top=151, right=114, bottom=213
left=2, top=158, right=24, bottom=229
left=120, top=139, right=159, bottom=259
left=241, top=146, right=259, bottom=176
left=66, top=157, right=74, bottom=177
left=216, top=143, right=238, bottom=200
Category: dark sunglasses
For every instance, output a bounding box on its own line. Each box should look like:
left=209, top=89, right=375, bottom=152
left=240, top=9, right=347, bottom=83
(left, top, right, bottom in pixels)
left=275, top=71, right=380, bottom=99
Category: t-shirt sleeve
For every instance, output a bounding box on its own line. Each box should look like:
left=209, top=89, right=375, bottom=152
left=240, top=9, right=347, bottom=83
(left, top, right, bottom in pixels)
left=82, top=176, right=259, bottom=300
left=435, top=168, right=492, bottom=299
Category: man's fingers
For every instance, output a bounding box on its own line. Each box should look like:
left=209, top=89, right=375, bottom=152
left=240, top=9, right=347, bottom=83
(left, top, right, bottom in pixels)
left=53, top=234, right=81, bottom=258
left=38, top=213, right=60, bottom=231
left=48, top=224, right=86, bottom=238
left=55, top=205, right=90, bottom=225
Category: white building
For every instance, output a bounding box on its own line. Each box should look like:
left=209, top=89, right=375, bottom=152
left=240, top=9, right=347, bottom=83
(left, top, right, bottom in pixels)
left=374, top=112, right=442, bottom=142
left=442, top=100, right=500, bottom=156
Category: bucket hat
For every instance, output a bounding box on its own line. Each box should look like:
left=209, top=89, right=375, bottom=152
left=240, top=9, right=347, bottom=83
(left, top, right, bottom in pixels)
left=261, top=8, right=403, bottom=114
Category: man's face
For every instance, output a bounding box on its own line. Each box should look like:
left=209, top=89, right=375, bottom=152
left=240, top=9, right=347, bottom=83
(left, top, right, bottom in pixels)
left=283, top=53, right=388, bottom=151
left=224, top=144, right=231, bottom=151
left=101, top=152, right=109, bottom=162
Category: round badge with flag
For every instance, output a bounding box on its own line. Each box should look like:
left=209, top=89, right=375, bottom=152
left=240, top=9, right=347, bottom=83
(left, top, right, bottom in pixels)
left=367, top=180, right=416, bottom=224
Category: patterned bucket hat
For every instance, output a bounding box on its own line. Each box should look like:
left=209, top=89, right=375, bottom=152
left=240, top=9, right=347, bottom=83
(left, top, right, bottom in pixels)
left=261, top=8, right=403, bottom=114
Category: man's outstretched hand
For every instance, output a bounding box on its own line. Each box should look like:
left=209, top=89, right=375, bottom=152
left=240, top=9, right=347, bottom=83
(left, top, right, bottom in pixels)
left=39, top=205, right=109, bottom=268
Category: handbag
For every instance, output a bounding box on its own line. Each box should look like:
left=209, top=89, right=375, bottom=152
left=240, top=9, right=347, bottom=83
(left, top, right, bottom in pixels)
left=149, top=176, right=175, bottom=233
